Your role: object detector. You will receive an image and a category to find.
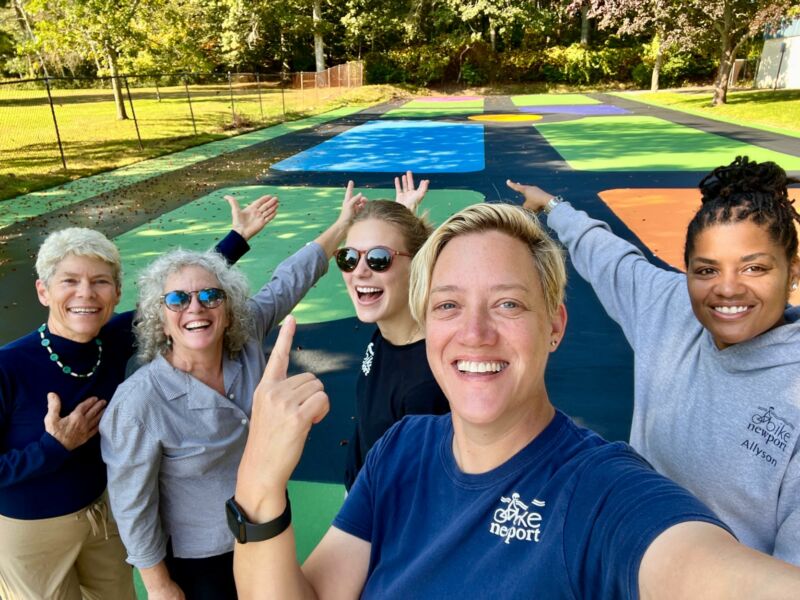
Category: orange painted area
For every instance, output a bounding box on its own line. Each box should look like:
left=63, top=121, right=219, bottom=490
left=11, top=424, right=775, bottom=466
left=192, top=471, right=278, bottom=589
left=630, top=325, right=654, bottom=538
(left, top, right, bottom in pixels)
left=468, top=114, right=543, bottom=122
left=599, top=188, right=800, bottom=304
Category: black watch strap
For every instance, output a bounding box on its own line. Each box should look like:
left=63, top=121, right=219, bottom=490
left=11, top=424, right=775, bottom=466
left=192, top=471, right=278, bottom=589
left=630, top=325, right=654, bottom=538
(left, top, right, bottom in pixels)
left=226, top=489, right=292, bottom=544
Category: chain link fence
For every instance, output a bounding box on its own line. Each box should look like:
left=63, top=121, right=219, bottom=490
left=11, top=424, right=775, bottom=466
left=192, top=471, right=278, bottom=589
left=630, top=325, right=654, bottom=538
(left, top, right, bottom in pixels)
left=0, top=61, right=363, bottom=195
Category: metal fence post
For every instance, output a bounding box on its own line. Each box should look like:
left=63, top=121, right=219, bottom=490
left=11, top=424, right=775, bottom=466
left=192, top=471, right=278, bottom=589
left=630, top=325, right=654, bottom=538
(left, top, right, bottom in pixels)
left=280, top=71, right=287, bottom=121
left=183, top=75, right=197, bottom=135
left=123, top=76, right=144, bottom=150
left=256, top=72, right=264, bottom=120
left=43, top=77, right=68, bottom=170
left=228, top=71, right=236, bottom=126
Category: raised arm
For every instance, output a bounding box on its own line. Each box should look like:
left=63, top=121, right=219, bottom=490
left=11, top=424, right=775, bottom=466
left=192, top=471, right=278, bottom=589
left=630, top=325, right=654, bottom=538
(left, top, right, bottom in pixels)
left=213, top=194, right=279, bottom=265
left=225, top=194, right=279, bottom=242
left=639, top=521, right=800, bottom=599
left=233, top=317, right=370, bottom=600
left=313, top=181, right=366, bottom=259
left=394, top=171, right=429, bottom=214
left=506, top=180, right=686, bottom=350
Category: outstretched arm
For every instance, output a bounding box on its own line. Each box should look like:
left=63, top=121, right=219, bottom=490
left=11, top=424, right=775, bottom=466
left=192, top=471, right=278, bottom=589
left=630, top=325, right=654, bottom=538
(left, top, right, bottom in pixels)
left=505, top=178, right=685, bottom=351
left=233, top=317, right=370, bottom=599
left=313, top=181, right=367, bottom=258
left=639, top=521, right=800, bottom=599
left=394, top=171, right=429, bottom=214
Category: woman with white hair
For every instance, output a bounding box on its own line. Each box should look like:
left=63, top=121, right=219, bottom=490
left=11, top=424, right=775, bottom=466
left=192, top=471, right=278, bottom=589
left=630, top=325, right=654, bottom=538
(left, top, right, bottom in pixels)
left=100, top=192, right=363, bottom=600
left=231, top=203, right=800, bottom=599
left=0, top=196, right=272, bottom=600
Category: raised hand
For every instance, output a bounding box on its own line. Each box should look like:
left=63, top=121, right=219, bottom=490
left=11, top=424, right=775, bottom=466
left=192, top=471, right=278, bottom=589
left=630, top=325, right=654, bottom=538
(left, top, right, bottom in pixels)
left=235, top=316, right=329, bottom=520
left=394, top=171, right=430, bottom=213
left=43, top=393, right=106, bottom=451
left=505, top=180, right=555, bottom=212
left=225, top=194, right=279, bottom=241
left=339, top=180, right=367, bottom=224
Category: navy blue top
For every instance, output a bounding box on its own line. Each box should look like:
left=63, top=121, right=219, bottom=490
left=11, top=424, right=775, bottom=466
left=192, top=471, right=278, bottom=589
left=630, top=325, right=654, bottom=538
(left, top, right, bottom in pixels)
left=0, top=231, right=248, bottom=519
left=335, top=411, right=732, bottom=600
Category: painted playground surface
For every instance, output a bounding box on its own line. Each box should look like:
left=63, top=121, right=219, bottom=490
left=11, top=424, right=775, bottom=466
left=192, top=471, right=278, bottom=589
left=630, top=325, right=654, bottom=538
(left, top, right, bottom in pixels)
left=2, top=92, right=800, bottom=575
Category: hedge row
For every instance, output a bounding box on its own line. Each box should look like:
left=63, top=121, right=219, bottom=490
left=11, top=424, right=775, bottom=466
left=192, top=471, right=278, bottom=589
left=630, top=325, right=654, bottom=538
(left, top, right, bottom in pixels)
left=365, top=42, right=717, bottom=88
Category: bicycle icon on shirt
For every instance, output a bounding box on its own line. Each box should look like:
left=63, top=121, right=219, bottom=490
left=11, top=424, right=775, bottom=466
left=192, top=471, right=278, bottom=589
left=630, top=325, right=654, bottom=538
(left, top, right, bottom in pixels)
left=492, top=493, right=543, bottom=528
left=751, top=406, right=795, bottom=430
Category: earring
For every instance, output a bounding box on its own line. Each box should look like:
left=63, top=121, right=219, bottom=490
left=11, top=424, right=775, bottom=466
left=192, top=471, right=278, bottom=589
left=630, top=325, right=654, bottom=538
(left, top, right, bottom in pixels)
left=550, top=340, right=558, bottom=347
left=792, top=282, right=798, bottom=291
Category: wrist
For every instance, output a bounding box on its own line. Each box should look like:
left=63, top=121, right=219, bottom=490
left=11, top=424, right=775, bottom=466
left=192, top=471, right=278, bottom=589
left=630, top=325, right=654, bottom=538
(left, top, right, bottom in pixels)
left=542, top=195, right=564, bottom=214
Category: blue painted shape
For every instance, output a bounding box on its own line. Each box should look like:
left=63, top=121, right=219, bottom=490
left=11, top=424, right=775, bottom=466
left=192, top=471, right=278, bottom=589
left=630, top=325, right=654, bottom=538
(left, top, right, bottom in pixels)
left=271, top=120, right=485, bottom=173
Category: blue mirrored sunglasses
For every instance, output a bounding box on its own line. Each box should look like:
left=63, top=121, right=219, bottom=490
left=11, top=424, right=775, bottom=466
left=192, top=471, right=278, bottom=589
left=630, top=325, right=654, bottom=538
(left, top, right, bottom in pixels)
left=161, top=288, right=227, bottom=312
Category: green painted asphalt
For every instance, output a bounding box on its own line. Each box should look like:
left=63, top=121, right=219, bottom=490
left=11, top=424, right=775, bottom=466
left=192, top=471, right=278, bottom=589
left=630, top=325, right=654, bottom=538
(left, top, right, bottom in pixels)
left=0, top=107, right=367, bottom=231
left=113, top=185, right=484, bottom=322
left=534, top=116, right=800, bottom=171
left=511, top=94, right=600, bottom=106
left=608, top=92, right=800, bottom=140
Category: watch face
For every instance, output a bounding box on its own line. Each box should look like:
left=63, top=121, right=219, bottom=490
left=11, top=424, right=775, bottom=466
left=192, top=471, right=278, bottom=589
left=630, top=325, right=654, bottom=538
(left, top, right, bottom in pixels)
left=226, top=498, right=246, bottom=543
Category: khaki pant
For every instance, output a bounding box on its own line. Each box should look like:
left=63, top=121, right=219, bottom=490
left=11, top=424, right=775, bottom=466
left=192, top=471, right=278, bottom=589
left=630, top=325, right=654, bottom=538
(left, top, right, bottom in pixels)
left=0, top=493, right=135, bottom=600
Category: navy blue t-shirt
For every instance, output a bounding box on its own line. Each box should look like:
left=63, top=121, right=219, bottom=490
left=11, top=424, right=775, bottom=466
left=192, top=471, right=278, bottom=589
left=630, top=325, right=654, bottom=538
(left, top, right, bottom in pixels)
left=334, top=411, right=730, bottom=599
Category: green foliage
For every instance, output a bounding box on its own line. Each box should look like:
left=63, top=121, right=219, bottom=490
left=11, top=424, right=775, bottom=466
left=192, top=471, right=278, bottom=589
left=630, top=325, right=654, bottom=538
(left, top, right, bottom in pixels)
left=499, top=43, right=641, bottom=84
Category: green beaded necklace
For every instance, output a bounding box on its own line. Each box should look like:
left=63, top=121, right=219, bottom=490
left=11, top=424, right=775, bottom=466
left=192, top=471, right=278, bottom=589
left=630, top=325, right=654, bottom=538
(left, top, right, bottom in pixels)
left=38, top=323, right=103, bottom=378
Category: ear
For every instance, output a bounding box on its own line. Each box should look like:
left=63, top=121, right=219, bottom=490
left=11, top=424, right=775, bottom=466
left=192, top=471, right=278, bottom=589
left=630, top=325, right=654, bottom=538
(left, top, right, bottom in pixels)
left=35, top=279, right=50, bottom=307
left=789, top=256, right=800, bottom=297
left=549, top=304, right=568, bottom=352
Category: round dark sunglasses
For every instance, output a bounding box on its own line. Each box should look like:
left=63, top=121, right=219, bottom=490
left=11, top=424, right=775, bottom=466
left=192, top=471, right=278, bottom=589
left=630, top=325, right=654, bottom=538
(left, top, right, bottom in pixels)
left=335, top=246, right=412, bottom=273
left=161, top=288, right=227, bottom=312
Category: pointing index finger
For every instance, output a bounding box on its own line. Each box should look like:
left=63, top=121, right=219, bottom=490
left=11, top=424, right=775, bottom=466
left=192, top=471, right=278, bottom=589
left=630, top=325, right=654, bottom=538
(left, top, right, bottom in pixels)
left=263, top=315, right=297, bottom=383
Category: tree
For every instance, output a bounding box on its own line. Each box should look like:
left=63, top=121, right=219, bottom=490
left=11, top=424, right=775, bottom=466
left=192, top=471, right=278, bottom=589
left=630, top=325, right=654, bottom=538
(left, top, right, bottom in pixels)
left=580, top=0, right=702, bottom=90
left=687, top=0, right=793, bottom=105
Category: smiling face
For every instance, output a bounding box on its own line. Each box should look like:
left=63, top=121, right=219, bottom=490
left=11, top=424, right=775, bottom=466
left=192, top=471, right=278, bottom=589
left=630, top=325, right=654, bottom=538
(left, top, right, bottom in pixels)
left=425, top=230, right=566, bottom=433
left=341, top=218, right=413, bottom=329
left=162, top=265, right=229, bottom=360
left=35, top=254, right=121, bottom=343
left=686, top=220, right=800, bottom=349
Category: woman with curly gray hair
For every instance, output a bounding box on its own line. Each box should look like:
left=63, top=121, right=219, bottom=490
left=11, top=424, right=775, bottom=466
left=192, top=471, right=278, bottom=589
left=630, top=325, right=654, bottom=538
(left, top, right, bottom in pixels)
left=100, top=191, right=364, bottom=600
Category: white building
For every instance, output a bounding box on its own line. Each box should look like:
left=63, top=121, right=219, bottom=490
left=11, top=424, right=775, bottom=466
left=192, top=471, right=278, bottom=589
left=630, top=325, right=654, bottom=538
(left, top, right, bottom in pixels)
left=756, top=18, right=800, bottom=89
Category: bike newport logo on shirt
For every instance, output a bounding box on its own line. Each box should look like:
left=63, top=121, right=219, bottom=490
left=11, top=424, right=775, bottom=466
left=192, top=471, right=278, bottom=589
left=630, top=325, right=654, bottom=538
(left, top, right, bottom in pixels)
left=489, top=492, right=546, bottom=544
left=741, top=405, right=797, bottom=468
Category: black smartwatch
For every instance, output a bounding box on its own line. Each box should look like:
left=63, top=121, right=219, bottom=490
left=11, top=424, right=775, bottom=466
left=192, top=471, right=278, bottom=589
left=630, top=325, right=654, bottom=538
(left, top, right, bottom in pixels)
left=226, top=490, right=292, bottom=544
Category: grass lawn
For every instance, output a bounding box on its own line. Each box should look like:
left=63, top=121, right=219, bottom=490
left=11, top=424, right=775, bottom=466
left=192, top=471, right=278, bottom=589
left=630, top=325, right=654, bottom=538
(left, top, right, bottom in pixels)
left=0, top=84, right=403, bottom=201
left=612, top=89, right=800, bottom=138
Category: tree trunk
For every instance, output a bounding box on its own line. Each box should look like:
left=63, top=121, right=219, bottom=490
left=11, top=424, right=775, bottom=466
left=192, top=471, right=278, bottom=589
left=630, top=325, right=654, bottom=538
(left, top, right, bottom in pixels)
left=12, top=0, right=49, bottom=77
left=489, top=17, right=496, bottom=52
left=106, top=46, right=129, bottom=120
left=712, top=37, right=736, bottom=106
left=580, top=2, right=590, bottom=47
left=651, top=38, right=665, bottom=91
left=312, top=0, right=325, bottom=72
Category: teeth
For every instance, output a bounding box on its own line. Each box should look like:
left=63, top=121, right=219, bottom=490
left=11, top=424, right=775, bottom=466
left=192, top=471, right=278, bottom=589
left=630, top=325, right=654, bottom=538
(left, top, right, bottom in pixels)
left=69, top=307, right=99, bottom=314
left=185, top=320, right=210, bottom=330
left=456, top=360, right=508, bottom=373
left=714, top=306, right=749, bottom=315
left=357, top=286, right=382, bottom=294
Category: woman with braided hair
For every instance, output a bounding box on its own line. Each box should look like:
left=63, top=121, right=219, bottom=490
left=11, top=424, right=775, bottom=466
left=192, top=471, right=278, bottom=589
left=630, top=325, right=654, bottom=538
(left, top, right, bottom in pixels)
left=507, top=156, right=800, bottom=565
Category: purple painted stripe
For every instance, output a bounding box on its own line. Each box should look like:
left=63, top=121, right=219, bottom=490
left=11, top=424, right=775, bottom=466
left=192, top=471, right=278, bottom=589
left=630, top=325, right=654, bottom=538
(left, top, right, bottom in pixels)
left=519, top=105, right=630, bottom=115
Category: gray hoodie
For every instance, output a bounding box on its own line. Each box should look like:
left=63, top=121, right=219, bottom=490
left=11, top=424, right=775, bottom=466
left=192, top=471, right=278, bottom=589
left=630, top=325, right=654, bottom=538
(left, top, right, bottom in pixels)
left=548, top=201, right=800, bottom=564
